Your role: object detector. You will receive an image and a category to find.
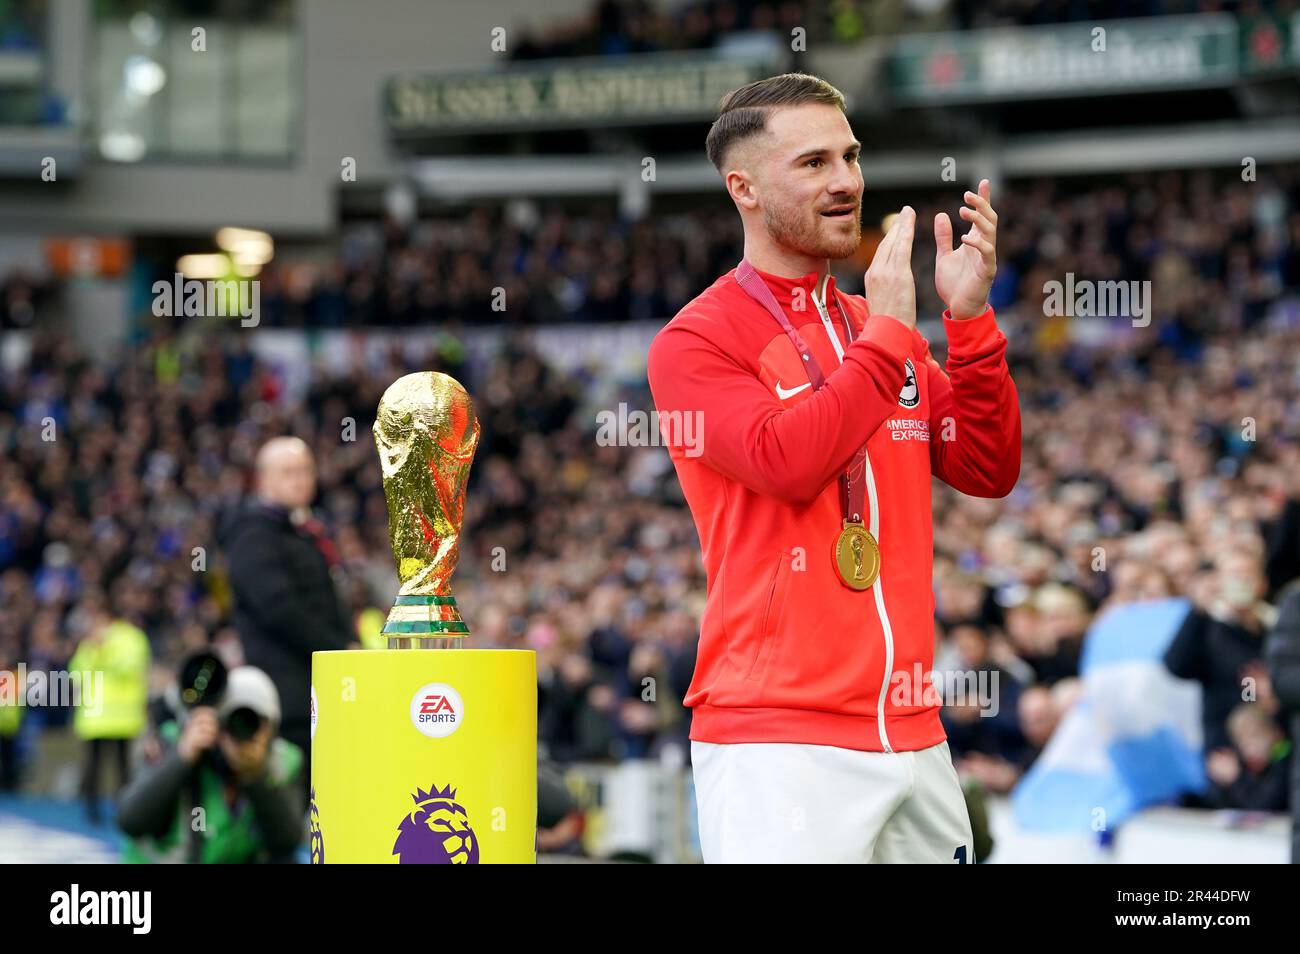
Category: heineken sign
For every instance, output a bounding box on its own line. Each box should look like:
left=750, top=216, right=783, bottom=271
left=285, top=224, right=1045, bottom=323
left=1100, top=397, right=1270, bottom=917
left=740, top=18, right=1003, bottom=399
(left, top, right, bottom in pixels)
left=386, top=54, right=778, bottom=134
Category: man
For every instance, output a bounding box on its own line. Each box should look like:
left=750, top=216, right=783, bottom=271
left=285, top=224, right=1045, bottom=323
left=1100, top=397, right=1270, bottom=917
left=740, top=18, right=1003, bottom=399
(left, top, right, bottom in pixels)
left=647, top=73, right=1021, bottom=863
left=1265, top=579, right=1300, bottom=862
left=1164, top=546, right=1270, bottom=751
left=0, top=647, right=24, bottom=792
left=116, top=665, right=305, bottom=863
left=68, top=598, right=150, bottom=823
left=219, top=437, right=354, bottom=786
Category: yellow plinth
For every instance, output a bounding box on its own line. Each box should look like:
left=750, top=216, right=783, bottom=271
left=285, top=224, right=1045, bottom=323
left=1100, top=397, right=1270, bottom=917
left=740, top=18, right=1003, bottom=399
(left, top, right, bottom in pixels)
left=310, top=649, right=536, bottom=863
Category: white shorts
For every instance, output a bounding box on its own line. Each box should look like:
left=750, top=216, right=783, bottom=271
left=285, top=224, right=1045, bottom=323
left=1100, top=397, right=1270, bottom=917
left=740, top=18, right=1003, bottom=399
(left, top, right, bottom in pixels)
left=691, top=739, right=974, bottom=863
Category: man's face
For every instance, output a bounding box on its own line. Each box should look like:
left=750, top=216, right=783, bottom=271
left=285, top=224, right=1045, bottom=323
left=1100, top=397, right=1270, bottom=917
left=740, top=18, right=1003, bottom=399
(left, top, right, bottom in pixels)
left=261, top=449, right=316, bottom=509
left=1018, top=688, right=1057, bottom=747
left=1217, top=551, right=1263, bottom=607
left=951, top=624, right=988, bottom=666
left=745, top=103, right=864, bottom=261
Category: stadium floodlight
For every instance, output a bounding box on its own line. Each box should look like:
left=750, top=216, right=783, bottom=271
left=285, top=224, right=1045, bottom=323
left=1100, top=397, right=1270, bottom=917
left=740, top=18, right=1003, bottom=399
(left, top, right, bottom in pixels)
left=175, top=253, right=230, bottom=279
left=216, top=228, right=274, bottom=265
left=124, top=56, right=166, bottom=99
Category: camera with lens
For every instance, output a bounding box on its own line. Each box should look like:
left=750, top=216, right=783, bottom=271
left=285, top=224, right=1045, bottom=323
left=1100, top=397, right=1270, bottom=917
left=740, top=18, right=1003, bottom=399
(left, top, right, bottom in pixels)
left=174, top=652, right=270, bottom=775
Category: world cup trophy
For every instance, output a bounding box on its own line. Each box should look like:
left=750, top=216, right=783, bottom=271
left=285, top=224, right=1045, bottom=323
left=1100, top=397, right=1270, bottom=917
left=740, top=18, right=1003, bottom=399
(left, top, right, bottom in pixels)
left=310, top=371, right=537, bottom=863
left=373, top=371, right=479, bottom=648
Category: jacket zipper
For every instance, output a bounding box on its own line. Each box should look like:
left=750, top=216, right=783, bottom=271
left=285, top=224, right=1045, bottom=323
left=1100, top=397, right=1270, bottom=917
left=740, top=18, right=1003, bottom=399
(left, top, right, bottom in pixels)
left=815, top=280, right=895, bottom=753
left=813, top=281, right=846, bottom=363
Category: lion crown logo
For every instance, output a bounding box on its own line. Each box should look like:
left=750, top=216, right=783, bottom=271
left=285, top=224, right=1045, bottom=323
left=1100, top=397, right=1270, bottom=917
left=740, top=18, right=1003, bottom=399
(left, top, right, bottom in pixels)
left=393, top=783, right=479, bottom=864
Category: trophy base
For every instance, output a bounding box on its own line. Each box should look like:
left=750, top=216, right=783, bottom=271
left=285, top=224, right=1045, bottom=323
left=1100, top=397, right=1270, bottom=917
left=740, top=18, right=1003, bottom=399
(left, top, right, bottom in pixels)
left=385, top=635, right=463, bottom=650
left=383, top=594, right=468, bottom=647
left=311, top=648, right=537, bottom=863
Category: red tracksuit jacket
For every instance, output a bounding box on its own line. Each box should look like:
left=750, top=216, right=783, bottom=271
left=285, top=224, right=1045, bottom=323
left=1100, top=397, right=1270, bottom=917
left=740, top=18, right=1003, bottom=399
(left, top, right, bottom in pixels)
left=647, top=264, right=1021, bottom=753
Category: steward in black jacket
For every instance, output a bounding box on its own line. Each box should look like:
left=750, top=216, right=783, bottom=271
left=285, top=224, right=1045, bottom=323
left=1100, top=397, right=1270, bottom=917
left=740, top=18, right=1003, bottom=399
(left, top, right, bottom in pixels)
left=218, top=502, right=353, bottom=763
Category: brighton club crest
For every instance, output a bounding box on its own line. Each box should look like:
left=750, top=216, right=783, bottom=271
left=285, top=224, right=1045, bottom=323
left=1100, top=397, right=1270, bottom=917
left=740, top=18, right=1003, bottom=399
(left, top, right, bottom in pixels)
left=898, top=358, right=919, bottom=408
left=393, top=784, right=479, bottom=864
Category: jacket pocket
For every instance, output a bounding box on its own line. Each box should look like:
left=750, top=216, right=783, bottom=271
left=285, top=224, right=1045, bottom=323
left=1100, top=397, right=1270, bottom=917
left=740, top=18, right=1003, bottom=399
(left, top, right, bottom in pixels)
left=744, top=552, right=791, bottom=682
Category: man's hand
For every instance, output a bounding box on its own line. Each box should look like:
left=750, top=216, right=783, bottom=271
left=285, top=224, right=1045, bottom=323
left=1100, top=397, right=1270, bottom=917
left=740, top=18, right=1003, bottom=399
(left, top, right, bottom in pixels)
left=935, top=179, right=998, bottom=320
left=177, top=707, right=220, bottom=766
left=864, top=205, right=917, bottom=330
left=1205, top=748, right=1241, bottom=788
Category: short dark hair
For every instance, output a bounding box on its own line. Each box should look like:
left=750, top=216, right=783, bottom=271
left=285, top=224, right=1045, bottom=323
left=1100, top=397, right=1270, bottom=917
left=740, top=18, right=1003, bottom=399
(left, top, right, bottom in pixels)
left=705, top=72, right=847, bottom=173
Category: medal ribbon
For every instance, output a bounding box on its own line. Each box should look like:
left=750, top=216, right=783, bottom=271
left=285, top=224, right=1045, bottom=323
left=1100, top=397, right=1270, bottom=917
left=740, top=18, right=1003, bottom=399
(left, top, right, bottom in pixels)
left=735, top=259, right=866, bottom=525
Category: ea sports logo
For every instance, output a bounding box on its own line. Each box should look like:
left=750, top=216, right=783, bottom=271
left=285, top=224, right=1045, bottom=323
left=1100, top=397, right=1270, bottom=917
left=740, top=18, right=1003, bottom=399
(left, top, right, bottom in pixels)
left=898, top=358, right=919, bottom=408
left=409, top=683, right=464, bottom=738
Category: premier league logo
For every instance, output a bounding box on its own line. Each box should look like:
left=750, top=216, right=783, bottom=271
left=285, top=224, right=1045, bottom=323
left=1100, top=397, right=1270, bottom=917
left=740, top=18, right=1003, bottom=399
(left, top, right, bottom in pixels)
left=309, top=788, right=325, bottom=864
left=392, top=784, right=479, bottom=864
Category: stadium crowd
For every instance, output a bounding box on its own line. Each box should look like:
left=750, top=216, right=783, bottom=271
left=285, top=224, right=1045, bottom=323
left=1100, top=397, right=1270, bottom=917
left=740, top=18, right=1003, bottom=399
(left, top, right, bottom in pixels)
left=241, top=163, right=1300, bottom=338
left=503, top=0, right=1295, bottom=60
left=2, top=163, right=1300, bottom=826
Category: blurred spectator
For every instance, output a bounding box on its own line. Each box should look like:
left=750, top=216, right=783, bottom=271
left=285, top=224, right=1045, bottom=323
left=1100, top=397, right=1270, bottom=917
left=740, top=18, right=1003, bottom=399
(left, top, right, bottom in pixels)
left=1164, top=547, right=1273, bottom=750
left=953, top=682, right=1069, bottom=795
left=1018, top=683, right=1063, bottom=763
left=67, top=597, right=150, bottom=823
left=1266, top=580, right=1300, bottom=860
left=539, top=651, right=620, bottom=761
left=938, top=622, right=1027, bottom=765
left=1203, top=703, right=1290, bottom=813
left=0, top=655, right=20, bottom=791
left=219, top=437, right=354, bottom=788
left=536, top=760, right=583, bottom=854
left=1266, top=493, right=1300, bottom=595
left=1023, top=584, right=1090, bottom=685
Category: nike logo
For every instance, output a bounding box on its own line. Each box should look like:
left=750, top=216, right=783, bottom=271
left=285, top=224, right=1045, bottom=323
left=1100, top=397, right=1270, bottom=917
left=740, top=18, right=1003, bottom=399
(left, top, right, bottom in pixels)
left=775, top=381, right=812, bottom=400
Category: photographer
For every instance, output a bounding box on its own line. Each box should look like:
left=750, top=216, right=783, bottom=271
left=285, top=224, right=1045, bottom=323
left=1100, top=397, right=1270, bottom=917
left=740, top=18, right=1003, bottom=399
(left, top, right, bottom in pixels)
left=116, top=664, right=305, bottom=863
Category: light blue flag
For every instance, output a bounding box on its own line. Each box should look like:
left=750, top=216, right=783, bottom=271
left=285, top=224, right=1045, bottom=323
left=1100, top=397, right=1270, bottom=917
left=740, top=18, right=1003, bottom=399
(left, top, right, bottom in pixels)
left=1011, top=597, right=1207, bottom=832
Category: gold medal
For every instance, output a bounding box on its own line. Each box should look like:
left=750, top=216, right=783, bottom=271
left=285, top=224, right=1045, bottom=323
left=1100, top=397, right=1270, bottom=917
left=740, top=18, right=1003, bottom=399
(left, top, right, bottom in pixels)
left=833, top=521, right=880, bottom=590
left=734, top=260, right=880, bottom=592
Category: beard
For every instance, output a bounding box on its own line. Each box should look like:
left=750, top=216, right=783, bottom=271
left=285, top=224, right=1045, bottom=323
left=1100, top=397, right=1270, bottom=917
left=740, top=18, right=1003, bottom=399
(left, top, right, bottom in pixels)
left=762, top=197, right=861, bottom=260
